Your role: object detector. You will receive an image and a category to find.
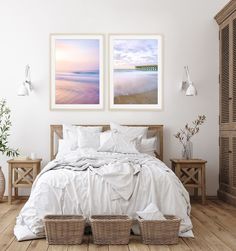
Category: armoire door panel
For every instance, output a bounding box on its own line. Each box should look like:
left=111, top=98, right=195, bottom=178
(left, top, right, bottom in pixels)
left=233, top=18, right=236, bottom=125
left=220, top=23, right=230, bottom=127
left=220, top=131, right=236, bottom=189
left=232, top=136, right=236, bottom=188
left=220, top=135, right=230, bottom=185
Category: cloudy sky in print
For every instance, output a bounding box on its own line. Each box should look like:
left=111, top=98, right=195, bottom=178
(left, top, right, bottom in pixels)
left=55, top=39, right=99, bottom=72
left=113, top=39, right=158, bottom=69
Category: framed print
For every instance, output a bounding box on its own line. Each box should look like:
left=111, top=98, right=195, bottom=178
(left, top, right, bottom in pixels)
left=50, top=34, right=104, bottom=110
left=109, top=34, right=162, bottom=110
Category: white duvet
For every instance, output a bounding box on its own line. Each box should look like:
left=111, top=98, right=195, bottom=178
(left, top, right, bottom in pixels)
left=14, top=149, right=193, bottom=241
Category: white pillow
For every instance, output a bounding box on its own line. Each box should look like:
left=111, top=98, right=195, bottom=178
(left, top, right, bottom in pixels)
left=78, top=126, right=102, bottom=133
left=100, top=130, right=112, bottom=146
left=137, top=203, right=166, bottom=220
left=56, top=139, right=73, bottom=159
left=77, top=127, right=102, bottom=149
left=63, top=124, right=102, bottom=149
left=62, top=124, right=78, bottom=150
left=98, top=131, right=139, bottom=154
left=110, top=122, right=148, bottom=141
left=138, top=137, right=157, bottom=156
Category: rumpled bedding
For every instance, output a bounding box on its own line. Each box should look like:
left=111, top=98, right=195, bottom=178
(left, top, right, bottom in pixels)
left=14, top=149, right=193, bottom=241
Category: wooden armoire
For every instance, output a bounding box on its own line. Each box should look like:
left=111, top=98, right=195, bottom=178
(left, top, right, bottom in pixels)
left=215, top=1, right=236, bottom=206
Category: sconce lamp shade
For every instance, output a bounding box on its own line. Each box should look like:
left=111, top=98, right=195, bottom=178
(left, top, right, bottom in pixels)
left=182, top=66, right=197, bottom=96
left=17, top=82, right=29, bottom=96
left=17, top=65, right=32, bottom=96
left=186, top=82, right=197, bottom=96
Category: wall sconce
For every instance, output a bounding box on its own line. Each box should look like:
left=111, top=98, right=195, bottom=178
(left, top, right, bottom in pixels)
left=181, top=66, right=197, bottom=96
left=17, top=65, right=33, bottom=96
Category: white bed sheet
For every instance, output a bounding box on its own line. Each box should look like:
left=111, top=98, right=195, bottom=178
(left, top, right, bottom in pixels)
left=14, top=149, right=193, bottom=240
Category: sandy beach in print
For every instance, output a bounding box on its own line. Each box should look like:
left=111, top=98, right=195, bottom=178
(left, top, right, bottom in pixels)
left=56, top=72, right=99, bottom=104
left=114, top=90, right=157, bottom=104
left=113, top=39, right=158, bottom=105
left=55, top=39, right=100, bottom=104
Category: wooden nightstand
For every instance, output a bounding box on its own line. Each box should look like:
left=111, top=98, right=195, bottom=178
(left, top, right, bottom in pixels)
left=170, top=159, right=207, bottom=204
left=7, top=159, right=42, bottom=204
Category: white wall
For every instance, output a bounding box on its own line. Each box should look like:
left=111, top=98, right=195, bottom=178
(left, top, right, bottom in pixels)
left=0, top=0, right=229, bottom=196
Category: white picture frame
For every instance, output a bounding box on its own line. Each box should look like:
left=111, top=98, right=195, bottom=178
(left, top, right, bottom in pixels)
left=109, top=34, right=162, bottom=110
left=50, top=34, right=104, bottom=110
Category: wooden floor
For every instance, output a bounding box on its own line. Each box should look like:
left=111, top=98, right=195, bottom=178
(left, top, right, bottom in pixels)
left=0, top=199, right=236, bottom=251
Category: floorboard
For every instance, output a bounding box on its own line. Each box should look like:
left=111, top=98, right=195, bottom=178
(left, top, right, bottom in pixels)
left=6, top=238, right=31, bottom=251
left=169, top=239, right=191, bottom=251
left=128, top=238, right=150, bottom=251
left=189, top=216, right=231, bottom=251
left=191, top=205, right=236, bottom=250
left=210, top=200, right=236, bottom=217
left=109, top=245, right=129, bottom=251
left=88, top=244, right=109, bottom=251
left=67, top=241, right=88, bottom=251
left=0, top=200, right=235, bottom=251
left=0, top=200, right=24, bottom=234
left=149, top=245, right=170, bottom=251
left=27, top=239, right=49, bottom=251
left=198, top=201, right=236, bottom=236
left=0, top=223, right=15, bottom=250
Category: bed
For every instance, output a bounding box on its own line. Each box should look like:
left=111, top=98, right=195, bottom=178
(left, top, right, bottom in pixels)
left=14, top=124, right=193, bottom=241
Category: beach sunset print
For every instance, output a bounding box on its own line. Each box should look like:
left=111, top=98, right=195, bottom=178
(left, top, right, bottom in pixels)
left=112, top=38, right=159, bottom=105
left=55, top=38, right=100, bottom=105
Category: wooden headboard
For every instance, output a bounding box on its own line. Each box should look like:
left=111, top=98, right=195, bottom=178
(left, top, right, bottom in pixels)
left=50, top=125, right=163, bottom=161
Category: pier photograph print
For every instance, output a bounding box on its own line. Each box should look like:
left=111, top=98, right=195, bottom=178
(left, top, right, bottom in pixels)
left=50, top=34, right=104, bottom=110
left=109, top=34, right=162, bottom=110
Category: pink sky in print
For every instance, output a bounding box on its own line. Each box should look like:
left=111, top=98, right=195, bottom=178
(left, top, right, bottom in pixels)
left=55, top=39, right=99, bottom=73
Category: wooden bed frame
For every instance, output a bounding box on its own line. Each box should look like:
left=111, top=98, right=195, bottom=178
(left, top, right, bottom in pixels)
left=50, top=125, right=163, bottom=161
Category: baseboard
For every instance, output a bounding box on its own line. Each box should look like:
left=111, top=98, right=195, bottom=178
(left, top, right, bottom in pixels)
left=1, top=195, right=218, bottom=202
left=206, top=196, right=218, bottom=200
left=190, top=195, right=218, bottom=201
left=2, top=196, right=29, bottom=201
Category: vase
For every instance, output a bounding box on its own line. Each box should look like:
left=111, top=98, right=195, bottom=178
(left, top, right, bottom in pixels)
left=182, top=140, right=193, bottom=159
left=0, top=166, right=5, bottom=201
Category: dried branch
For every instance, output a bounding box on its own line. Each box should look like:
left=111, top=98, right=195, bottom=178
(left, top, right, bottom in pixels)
left=174, top=115, right=206, bottom=147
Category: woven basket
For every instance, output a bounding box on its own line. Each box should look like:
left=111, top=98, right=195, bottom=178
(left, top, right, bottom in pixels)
left=44, top=215, right=85, bottom=245
left=90, top=215, right=132, bottom=245
left=138, top=215, right=181, bottom=245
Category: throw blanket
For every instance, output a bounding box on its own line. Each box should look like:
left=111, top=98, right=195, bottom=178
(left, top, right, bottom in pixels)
left=42, top=156, right=143, bottom=201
